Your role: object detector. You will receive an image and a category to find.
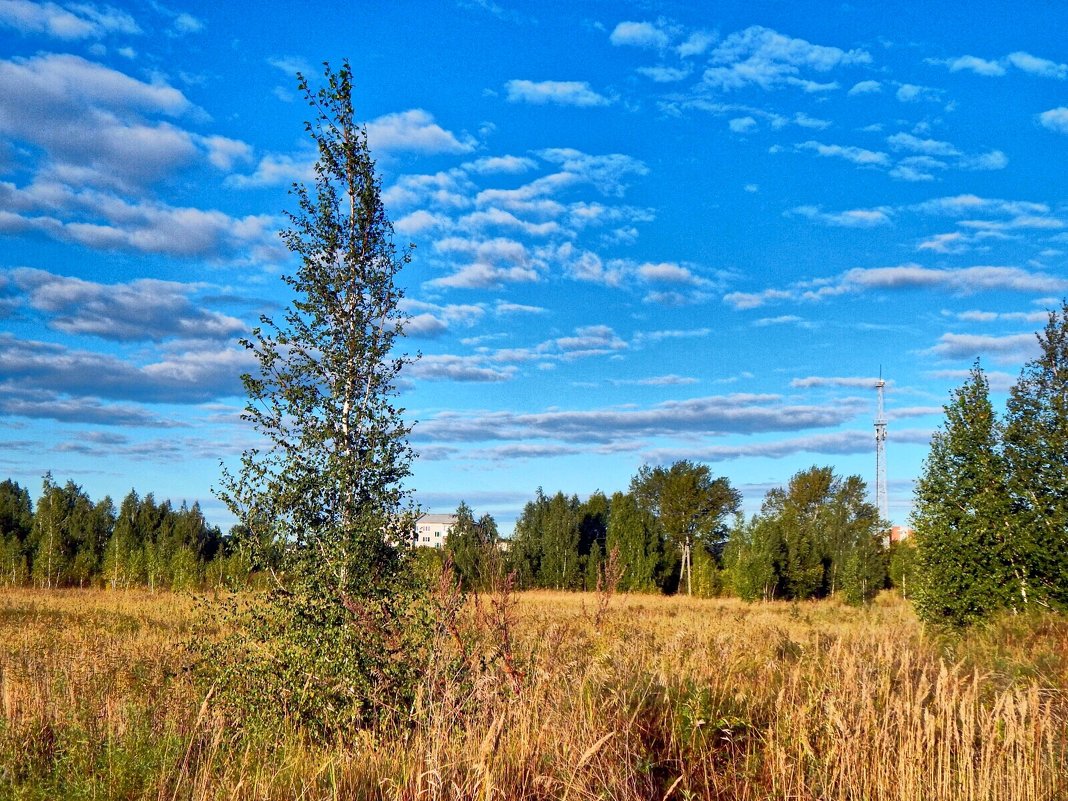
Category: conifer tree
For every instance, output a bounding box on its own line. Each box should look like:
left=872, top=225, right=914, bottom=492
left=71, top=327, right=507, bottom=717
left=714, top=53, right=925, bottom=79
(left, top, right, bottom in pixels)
left=1004, top=302, right=1068, bottom=610
left=912, top=363, right=1018, bottom=625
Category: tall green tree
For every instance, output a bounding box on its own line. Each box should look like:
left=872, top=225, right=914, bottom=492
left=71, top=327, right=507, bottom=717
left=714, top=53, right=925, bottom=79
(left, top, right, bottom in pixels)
left=605, top=491, right=662, bottom=592
left=1004, top=302, right=1068, bottom=610
left=214, top=61, right=425, bottom=733
left=912, top=363, right=1019, bottom=626
left=0, top=480, right=32, bottom=586
left=631, top=461, right=741, bottom=595
left=445, top=501, right=498, bottom=591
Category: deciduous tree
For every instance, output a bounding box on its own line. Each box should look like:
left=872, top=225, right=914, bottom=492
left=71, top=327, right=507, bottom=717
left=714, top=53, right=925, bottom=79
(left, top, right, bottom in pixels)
left=214, top=61, right=424, bottom=733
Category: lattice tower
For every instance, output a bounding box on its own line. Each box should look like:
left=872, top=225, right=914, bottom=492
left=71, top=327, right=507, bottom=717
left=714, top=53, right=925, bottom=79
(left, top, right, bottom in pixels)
left=875, top=376, right=888, bottom=523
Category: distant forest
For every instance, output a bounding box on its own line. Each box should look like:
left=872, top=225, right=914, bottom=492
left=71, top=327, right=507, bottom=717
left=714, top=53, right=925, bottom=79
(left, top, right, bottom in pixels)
left=1, top=461, right=908, bottom=601
left=0, top=475, right=248, bottom=590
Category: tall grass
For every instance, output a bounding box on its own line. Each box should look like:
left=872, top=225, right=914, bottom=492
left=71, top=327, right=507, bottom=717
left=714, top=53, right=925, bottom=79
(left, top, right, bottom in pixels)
left=0, top=588, right=1064, bottom=800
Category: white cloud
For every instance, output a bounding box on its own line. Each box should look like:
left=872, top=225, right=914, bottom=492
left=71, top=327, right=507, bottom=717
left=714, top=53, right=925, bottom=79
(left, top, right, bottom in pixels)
left=790, top=205, right=892, bottom=227
left=677, top=30, right=716, bottom=58
left=413, top=393, right=862, bottom=445
left=266, top=55, right=314, bottom=76
left=886, top=132, right=959, bottom=156
left=895, top=83, right=939, bottom=102
left=197, top=135, right=254, bottom=170
left=729, top=116, right=757, bottom=133
left=960, top=150, right=1008, bottom=170
left=791, top=376, right=883, bottom=388
left=636, top=65, right=692, bottom=82
left=504, top=79, right=612, bottom=107
left=0, top=0, right=140, bottom=39
left=637, top=261, right=703, bottom=285
left=0, top=53, right=195, bottom=189
left=409, top=354, right=516, bottom=382
left=724, top=264, right=1068, bottom=310
left=365, top=109, right=476, bottom=154
left=1038, top=107, right=1068, bottom=134
left=609, top=20, right=670, bottom=49
left=9, top=267, right=244, bottom=342
left=171, top=12, right=203, bottom=35
left=796, top=140, right=889, bottom=166
left=462, top=155, right=536, bottom=174
left=847, top=79, right=881, bottom=95
left=1006, top=51, right=1068, bottom=80
left=942, top=55, right=1006, bottom=76
left=703, top=26, right=870, bottom=92
left=926, top=332, right=1039, bottom=364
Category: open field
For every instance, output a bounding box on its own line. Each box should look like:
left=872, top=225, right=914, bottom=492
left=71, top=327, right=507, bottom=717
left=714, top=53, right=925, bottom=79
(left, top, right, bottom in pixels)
left=0, top=588, right=1065, bottom=800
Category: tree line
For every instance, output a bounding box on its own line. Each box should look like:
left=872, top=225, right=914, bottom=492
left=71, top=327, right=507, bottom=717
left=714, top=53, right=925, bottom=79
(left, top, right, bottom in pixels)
left=0, top=474, right=250, bottom=590
left=438, top=460, right=898, bottom=605
left=912, top=303, right=1068, bottom=626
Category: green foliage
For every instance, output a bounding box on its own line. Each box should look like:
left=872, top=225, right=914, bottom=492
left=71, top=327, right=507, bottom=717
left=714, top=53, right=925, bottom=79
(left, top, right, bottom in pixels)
left=507, top=489, right=584, bottom=589
left=444, top=502, right=500, bottom=591
left=212, top=62, right=428, bottom=735
left=1004, top=301, right=1068, bottom=611
left=631, top=460, right=741, bottom=595
left=722, top=514, right=778, bottom=602
left=724, top=467, right=884, bottom=603
left=605, top=491, right=662, bottom=592
left=912, top=363, right=1018, bottom=626
left=887, top=540, right=917, bottom=598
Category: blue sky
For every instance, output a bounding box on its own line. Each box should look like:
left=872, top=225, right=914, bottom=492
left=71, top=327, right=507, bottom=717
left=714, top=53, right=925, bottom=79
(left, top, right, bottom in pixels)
left=1, top=0, right=1066, bottom=533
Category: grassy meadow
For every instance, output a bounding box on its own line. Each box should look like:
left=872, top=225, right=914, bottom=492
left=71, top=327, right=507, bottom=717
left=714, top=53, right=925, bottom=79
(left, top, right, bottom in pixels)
left=0, top=588, right=1065, bottom=800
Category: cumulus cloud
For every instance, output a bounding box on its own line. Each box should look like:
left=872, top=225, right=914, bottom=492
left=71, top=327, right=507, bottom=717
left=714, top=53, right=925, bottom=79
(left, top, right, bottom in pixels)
left=0, top=0, right=140, bottom=39
left=895, top=83, right=940, bottom=102
left=729, top=116, right=757, bottom=133
left=0, top=53, right=200, bottom=189
left=0, top=182, right=283, bottom=261
left=848, top=79, right=881, bottom=95
left=936, top=54, right=1006, bottom=76
left=399, top=298, right=485, bottom=338
left=365, top=109, right=476, bottom=154
left=0, top=332, right=252, bottom=405
left=1006, top=51, right=1068, bottom=79
left=925, top=332, right=1039, bottom=364
left=887, top=132, right=959, bottom=156
left=702, top=26, right=870, bottom=92
left=1039, top=107, right=1068, bottom=134
left=789, top=205, right=892, bottom=227
left=609, top=20, right=670, bottom=49
left=504, top=79, right=612, bottom=107
left=8, top=268, right=245, bottom=341
left=0, top=386, right=184, bottom=427
left=796, top=140, right=889, bottom=166
left=408, top=354, right=515, bottom=382
left=462, top=155, right=537, bottom=174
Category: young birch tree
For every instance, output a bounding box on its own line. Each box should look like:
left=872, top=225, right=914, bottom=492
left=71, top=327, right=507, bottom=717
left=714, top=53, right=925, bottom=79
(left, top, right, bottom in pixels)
left=214, top=62, right=424, bottom=733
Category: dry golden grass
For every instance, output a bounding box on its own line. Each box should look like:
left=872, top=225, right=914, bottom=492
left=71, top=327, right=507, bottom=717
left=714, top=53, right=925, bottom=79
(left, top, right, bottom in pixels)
left=0, top=587, right=1065, bottom=800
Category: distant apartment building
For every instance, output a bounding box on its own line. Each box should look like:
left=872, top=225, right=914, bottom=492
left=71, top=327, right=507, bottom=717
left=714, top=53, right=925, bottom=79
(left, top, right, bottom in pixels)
left=414, top=513, right=457, bottom=549
left=889, top=525, right=912, bottom=544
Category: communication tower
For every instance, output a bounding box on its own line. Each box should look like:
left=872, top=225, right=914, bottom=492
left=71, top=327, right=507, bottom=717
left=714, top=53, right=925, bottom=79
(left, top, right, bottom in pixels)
left=874, top=374, right=888, bottom=523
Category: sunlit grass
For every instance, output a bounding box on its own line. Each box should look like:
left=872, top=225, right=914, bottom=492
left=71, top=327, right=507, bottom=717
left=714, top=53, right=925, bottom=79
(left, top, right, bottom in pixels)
left=0, top=587, right=1065, bottom=799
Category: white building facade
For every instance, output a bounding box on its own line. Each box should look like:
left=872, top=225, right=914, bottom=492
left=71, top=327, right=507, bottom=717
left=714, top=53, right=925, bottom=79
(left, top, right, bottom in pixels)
left=414, top=513, right=457, bottom=549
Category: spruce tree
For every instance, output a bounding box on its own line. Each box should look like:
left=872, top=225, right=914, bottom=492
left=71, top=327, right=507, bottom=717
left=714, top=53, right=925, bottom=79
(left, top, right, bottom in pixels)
left=1004, top=302, right=1068, bottom=610
left=912, top=363, right=1018, bottom=626
left=214, top=62, right=425, bottom=733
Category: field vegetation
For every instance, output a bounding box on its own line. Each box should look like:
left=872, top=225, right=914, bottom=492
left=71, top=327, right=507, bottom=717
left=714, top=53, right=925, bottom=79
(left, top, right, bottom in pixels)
left=1, top=587, right=1065, bottom=800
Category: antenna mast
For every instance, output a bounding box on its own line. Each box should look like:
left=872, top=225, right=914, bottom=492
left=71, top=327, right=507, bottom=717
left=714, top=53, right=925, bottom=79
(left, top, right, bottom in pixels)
left=874, top=371, right=888, bottom=523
